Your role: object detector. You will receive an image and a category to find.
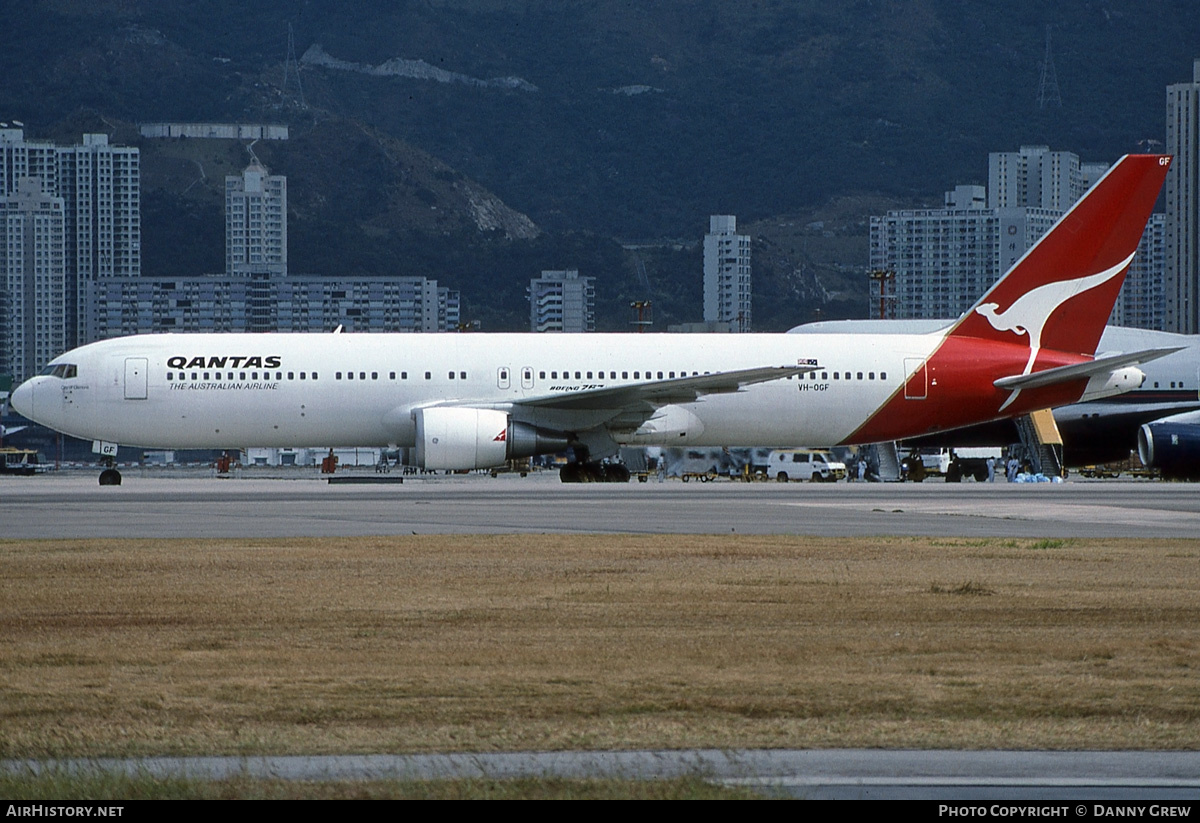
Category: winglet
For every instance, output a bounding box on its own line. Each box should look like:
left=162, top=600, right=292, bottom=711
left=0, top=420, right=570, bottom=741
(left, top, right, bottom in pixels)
left=948, top=154, right=1171, bottom=358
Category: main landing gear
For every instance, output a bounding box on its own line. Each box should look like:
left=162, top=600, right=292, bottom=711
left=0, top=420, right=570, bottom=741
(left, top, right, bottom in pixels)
left=558, top=447, right=631, bottom=483
left=558, top=461, right=631, bottom=483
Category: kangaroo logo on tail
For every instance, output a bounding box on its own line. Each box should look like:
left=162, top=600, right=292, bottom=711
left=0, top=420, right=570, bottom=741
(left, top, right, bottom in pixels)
left=975, top=251, right=1137, bottom=410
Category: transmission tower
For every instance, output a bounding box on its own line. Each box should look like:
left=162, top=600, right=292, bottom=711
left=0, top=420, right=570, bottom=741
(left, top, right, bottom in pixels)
left=283, top=22, right=307, bottom=108
left=1037, top=25, right=1062, bottom=110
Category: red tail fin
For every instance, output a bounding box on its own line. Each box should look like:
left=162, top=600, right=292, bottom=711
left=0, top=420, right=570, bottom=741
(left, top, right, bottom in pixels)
left=948, top=154, right=1171, bottom=357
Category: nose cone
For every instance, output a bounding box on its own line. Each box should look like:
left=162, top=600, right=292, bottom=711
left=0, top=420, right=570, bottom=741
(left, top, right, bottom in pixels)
left=10, top=378, right=35, bottom=420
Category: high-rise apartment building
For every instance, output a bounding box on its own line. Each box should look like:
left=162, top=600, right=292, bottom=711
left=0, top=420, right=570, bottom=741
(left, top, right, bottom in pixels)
left=0, top=177, right=66, bottom=382
left=0, top=125, right=57, bottom=196
left=1112, top=213, right=1167, bottom=330
left=988, top=146, right=1104, bottom=211
left=872, top=147, right=1163, bottom=328
left=1166, top=59, right=1200, bottom=333
left=226, top=160, right=287, bottom=277
left=0, top=126, right=137, bottom=371
left=869, top=188, right=1058, bottom=320
left=57, top=133, right=141, bottom=345
left=528, top=269, right=595, bottom=332
left=703, top=215, right=752, bottom=332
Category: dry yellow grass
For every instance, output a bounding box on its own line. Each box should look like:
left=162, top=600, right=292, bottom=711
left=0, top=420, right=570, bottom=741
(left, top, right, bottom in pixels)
left=1, top=535, right=1197, bottom=757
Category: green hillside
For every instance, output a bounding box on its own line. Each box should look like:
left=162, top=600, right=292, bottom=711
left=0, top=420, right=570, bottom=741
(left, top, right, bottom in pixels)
left=4, top=0, right=1195, bottom=329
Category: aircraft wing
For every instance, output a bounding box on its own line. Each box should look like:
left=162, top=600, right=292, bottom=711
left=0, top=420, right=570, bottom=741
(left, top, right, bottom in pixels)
left=993, top=348, right=1184, bottom=392
left=516, top=364, right=815, bottom=411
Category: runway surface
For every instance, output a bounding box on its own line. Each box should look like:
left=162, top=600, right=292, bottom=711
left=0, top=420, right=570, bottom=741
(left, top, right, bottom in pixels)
left=1, top=470, right=1198, bottom=539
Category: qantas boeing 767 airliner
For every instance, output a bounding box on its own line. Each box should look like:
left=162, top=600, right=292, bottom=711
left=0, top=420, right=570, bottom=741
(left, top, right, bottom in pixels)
left=11, top=155, right=1178, bottom=483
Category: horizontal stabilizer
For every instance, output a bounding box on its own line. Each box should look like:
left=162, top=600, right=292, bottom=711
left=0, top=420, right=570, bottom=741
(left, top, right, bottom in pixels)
left=993, top=347, right=1184, bottom=392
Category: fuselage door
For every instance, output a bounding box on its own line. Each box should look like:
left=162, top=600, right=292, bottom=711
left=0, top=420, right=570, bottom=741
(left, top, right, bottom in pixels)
left=521, top=367, right=534, bottom=390
left=497, top=367, right=511, bottom=390
left=903, top=357, right=927, bottom=400
left=124, top=357, right=148, bottom=400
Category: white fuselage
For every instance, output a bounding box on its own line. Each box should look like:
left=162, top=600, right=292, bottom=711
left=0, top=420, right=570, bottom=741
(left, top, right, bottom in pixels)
left=14, top=332, right=943, bottom=450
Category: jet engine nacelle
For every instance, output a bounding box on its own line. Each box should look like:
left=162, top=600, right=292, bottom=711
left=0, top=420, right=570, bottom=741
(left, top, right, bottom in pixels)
left=1137, top=422, right=1200, bottom=480
left=414, top=407, right=570, bottom=470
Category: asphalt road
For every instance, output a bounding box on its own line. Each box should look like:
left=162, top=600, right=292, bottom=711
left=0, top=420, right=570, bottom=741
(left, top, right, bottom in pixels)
left=1, top=470, right=1198, bottom=539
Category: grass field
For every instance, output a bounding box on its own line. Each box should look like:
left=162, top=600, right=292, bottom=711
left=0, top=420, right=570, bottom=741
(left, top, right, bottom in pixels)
left=1, top=535, right=1198, bottom=759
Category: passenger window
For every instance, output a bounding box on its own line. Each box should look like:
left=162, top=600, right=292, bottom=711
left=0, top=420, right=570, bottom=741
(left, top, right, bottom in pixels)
left=372, top=372, right=378, bottom=380
left=449, top=371, right=455, bottom=380
left=460, top=372, right=466, bottom=380
left=425, top=372, right=431, bottom=380
left=312, top=373, right=318, bottom=380
left=401, top=372, right=407, bottom=380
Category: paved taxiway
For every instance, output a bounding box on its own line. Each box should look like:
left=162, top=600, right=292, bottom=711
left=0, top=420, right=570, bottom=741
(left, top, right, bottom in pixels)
left=1, top=470, right=1198, bottom=539
left=7, top=750, right=1200, bottom=800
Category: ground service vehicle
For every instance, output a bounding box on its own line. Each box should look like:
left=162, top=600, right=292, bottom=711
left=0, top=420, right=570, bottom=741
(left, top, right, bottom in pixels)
left=768, top=449, right=847, bottom=482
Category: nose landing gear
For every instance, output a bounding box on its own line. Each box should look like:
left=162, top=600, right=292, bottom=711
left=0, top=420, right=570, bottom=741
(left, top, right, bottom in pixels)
left=98, top=456, right=121, bottom=486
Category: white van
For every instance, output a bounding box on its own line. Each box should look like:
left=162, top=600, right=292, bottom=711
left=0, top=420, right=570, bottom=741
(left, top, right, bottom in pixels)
left=767, top=449, right=847, bottom=482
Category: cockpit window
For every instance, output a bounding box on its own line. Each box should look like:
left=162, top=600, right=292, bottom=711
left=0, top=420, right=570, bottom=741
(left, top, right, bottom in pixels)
left=40, top=364, right=77, bottom=379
